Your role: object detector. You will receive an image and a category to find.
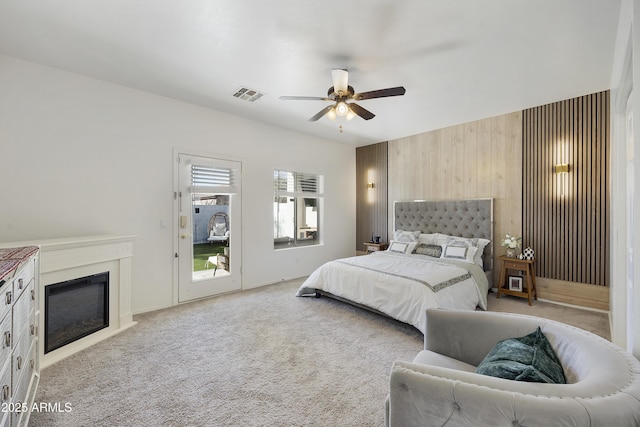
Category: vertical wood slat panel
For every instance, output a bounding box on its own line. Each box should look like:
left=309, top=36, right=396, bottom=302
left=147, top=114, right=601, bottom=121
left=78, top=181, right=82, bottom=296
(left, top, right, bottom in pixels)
left=568, top=98, right=575, bottom=282
left=522, top=91, right=609, bottom=287
left=356, top=142, right=388, bottom=252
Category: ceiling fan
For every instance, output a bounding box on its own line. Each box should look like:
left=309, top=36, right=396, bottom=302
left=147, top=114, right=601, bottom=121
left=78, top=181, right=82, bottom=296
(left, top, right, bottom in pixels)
left=279, top=69, right=406, bottom=122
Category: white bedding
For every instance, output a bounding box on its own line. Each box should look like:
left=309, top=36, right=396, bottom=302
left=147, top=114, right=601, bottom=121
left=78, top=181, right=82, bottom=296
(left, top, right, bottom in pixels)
left=296, top=251, right=489, bottom=334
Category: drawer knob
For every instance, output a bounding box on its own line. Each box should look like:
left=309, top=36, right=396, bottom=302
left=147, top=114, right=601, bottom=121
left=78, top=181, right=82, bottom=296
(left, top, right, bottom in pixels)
left=16, top=356, right=22, bottom=370
left=17, top=278, right=23, bottom=290
left=3, top=331, right=10, bottom=348
left=5, top=292, right=11, bottom=306
left=1, top=385, right=8, bottom=401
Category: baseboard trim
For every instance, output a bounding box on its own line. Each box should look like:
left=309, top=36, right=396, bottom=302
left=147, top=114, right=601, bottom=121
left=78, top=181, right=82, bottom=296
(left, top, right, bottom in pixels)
left=536, top=277, right=609, bottom=311
left=536, top=298, right=609, bottom=314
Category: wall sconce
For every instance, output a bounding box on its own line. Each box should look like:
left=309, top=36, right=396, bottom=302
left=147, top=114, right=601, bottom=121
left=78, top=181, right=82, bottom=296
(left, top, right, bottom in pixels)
left=366, top=168, right=375, bottom=204
left=555, top=163, right=569, bottom=197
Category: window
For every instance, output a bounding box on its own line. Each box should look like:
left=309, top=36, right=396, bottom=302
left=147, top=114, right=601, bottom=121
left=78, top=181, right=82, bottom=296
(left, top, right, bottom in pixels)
left=273, top=169, right=323, bottom=249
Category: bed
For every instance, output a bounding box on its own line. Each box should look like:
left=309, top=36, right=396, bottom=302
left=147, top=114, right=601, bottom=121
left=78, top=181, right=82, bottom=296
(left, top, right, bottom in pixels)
left=296, top=199, right=493, bottom=334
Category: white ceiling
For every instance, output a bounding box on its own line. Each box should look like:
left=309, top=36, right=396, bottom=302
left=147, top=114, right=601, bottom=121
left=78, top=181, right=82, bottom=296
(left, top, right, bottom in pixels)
left=0, top=0, right=622, bottom=146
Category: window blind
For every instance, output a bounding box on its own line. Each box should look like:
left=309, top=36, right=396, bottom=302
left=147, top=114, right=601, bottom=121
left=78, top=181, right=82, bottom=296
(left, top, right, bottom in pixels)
left=273, top=170, right=323, bottom=196
left=191, top=165, right=237, bottom=194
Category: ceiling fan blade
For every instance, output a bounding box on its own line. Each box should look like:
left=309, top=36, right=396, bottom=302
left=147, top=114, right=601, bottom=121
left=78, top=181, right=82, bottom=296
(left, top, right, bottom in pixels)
left=280, top=96, right=332, bottom=101
left=331, top=69, right=349, bottom=94
left=349, top=103, right=376, bottom=120
left=308, top=105, right=336, bottom=121
left=353, top=86, right=406, bottom=101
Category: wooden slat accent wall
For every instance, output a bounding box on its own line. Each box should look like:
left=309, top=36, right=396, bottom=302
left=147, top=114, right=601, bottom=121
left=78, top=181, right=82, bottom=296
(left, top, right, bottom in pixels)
left=522, top=91, right=610, bottom=288
left=356, top=142, right=388, bottom=253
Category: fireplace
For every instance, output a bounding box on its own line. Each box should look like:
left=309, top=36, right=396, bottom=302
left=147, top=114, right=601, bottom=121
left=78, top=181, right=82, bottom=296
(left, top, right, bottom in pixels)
left=0, top=235, right=136, bottom=368
left=44, top=272, right=109, bottom=354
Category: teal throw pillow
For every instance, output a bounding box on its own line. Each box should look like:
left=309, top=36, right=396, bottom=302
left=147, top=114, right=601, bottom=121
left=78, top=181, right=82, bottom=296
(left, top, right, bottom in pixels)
left=475, top=327, right=566, bottom=384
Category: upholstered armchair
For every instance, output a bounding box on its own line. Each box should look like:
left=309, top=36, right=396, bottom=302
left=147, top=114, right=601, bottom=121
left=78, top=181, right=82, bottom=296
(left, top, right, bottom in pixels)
left=386, top=308, right=640, bottom=427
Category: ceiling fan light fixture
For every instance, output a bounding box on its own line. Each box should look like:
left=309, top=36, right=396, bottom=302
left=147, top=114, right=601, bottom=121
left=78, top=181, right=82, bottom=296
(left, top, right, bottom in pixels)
left=335, top=101, right=349, bottom=117
left=331, top=69, right=349, bottom=94
left=280, top=69, right=406, bottom=122
left=345, top=109, right=356, bottom=121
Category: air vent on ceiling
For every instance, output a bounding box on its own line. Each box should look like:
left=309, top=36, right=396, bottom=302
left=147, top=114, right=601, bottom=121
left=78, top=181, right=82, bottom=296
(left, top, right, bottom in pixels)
left=232, top=87, right=265, bottom=102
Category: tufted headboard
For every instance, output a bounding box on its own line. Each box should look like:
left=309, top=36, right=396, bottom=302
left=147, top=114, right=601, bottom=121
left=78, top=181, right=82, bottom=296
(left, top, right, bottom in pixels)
left=393, top=199, right=494, bottom=271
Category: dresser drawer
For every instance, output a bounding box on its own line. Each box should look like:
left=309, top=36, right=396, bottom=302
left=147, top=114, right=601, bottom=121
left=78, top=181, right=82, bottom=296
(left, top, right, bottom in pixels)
left=27, top=281, right=36, bottom=319
left=0, top=283, right=12, bottom=330
left=0, top=358, right=10, bottom=427
left=11, top=341, right=36, bottom=427
left=12, top=291, right=30, bottom=343
left=12, top=259, right=34, bottom=301
left=0, top=313, right=11, bottom=367
left=12, top=331, right=30, bottom=395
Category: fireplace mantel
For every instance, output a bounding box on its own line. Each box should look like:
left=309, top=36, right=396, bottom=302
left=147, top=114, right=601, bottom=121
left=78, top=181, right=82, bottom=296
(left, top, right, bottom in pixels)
left=0, top=235, right=137, bottom=368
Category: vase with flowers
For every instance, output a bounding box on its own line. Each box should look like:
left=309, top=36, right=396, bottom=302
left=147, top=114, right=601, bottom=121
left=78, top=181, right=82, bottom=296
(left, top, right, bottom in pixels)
left=501, top=233, right=522, bottom=258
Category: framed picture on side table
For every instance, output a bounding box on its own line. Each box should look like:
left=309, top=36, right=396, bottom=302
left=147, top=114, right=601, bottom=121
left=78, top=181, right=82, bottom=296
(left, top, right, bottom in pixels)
left=508, top=276, right=523, bottom=292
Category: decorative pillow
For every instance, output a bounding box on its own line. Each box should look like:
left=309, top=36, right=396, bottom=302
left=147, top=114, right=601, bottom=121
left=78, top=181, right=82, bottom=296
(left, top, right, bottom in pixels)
left=393, top=230, right=420, bottom=243
left=387, top=241, right=417, bottom=254
left=414, top=244, right=443, bottom=258
left=214, top=223, right=227, bottom=236
left=440, top=236, right=490, bottom=267
left=442, top=243, right=477, bottom=264
left=475, top=327, right=566, bottom=384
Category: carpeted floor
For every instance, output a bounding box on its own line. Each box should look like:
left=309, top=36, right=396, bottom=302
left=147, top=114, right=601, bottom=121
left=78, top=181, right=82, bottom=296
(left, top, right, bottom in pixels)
left=31, top=279, right=610, bottom=427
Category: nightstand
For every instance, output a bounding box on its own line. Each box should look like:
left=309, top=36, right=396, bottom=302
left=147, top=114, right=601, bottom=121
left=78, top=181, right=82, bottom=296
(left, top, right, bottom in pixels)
left=496, top=255, right=537, bottom=305
left=364, top=242, right=388, bottom=254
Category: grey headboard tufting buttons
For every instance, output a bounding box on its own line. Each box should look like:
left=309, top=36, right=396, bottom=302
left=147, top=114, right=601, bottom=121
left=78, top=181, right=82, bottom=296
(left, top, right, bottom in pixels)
left=393, top=199, right=494, bottom=271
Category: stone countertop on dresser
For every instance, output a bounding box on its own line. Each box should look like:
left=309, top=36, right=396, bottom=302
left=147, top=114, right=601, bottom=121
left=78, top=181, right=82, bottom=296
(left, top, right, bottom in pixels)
left=0, top=246, right=38, bottom=283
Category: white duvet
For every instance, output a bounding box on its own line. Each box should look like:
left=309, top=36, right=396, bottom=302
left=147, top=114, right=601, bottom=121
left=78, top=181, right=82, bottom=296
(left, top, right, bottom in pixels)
left=296, top=251, right=489, bottom=334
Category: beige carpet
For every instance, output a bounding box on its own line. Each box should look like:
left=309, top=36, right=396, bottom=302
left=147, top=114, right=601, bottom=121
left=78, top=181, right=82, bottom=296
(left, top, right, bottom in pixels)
left=31, top=279, right=610, bottom=427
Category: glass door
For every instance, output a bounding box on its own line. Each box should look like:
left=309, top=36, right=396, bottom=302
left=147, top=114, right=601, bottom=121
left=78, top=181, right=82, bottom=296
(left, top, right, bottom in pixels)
left=176, top=153, right=241, bottom=302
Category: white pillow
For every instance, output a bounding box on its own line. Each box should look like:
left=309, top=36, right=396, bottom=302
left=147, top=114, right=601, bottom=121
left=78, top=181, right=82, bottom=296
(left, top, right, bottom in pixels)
left=387, top=241, right=417, bottom=255
left=418, top=233, right=438, bottom=245
left=435, top=233, right=452, bottom=247
left=474, top=238, right=491, bottom=267
left=393, top=230, right=420, bottom=243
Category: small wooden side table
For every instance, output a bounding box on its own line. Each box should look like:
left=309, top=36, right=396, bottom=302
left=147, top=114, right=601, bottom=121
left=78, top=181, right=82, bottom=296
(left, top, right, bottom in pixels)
left=216, top=253, right=229, bottom=274
left=496, top=255, right=537, bottom=305
left=364, top=242, right=388, bottom=254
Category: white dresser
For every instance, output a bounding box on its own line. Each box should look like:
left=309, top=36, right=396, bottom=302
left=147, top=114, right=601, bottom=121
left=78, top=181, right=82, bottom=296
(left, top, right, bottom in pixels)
left=0, top=247, right=39, bottom=427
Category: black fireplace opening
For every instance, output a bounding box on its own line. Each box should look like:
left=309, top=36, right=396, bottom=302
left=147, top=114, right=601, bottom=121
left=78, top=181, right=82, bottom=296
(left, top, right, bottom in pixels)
left=45, top=272, right=109, bottom=354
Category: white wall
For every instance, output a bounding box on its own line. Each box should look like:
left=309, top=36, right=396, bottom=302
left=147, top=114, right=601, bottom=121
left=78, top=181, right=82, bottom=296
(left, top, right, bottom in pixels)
left=0, top=54, right=356, bottom=314
left=610, top=0, right=640, bottom=358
